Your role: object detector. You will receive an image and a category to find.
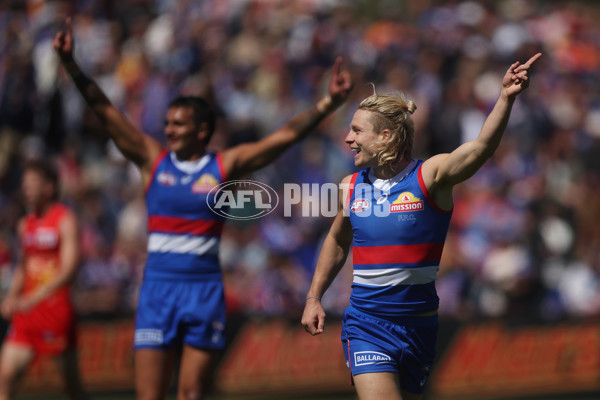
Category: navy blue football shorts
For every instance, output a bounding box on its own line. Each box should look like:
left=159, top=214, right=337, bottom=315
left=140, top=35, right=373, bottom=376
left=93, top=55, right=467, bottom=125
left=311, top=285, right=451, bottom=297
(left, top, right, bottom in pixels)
left=134, top=280, right=226, bottom=350
left=341, top=305, right=438, bottom=394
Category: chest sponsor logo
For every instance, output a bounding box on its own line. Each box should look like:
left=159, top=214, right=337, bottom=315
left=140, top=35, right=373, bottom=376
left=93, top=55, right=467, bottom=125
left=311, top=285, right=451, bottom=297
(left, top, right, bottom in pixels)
left=390, top=192, right=424, bottom=213
left=157, top=172, right=177, bottom=186
left=26, top=256, right=59, bottom=285
left=354, top=351, right=393, bottom=366
left=192, top=174, right=219, bottom=194
left=25, top=228, right=59, bottom=249
left=351, top=199, right=370, bottom=212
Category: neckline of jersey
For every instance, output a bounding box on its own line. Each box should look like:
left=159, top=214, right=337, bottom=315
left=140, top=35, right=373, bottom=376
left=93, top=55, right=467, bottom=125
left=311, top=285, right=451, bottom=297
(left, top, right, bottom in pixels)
left=367, top=159, right=418, bottom=192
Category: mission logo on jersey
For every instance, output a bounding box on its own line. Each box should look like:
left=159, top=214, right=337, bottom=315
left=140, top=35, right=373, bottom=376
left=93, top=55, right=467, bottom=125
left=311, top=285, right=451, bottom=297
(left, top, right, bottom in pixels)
left=390, top=192, right=424, bottom=212
left=192, top=174, right=219, bottom=194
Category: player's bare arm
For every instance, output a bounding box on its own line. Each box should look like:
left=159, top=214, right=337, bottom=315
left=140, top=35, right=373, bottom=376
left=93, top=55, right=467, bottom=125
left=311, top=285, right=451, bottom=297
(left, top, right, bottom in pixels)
left=220, top=57, right=353, bottom=179
left=17, top=210, right=80, bottom=312
left=0, top=220, right=25, bottom=319
left=301, top=174, right=354, bottom=336
left=421, top=53, right=542, bottom=210
left=53, top=17, right=163, bottom=180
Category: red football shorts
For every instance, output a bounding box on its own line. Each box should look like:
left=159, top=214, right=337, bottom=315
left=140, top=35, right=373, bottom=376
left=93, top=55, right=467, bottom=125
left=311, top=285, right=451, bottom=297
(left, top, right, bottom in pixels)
left=5, top=299, right=76, bottom=356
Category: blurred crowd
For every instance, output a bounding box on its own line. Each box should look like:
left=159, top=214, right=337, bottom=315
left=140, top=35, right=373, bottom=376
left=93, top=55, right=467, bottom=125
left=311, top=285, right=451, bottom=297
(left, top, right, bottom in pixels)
left=1, top=0, right=599, bottom=323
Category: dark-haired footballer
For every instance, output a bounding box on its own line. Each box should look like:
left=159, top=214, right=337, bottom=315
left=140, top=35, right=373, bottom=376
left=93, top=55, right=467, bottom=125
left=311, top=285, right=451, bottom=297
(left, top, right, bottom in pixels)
left=54, top=16, right=353, bottom=400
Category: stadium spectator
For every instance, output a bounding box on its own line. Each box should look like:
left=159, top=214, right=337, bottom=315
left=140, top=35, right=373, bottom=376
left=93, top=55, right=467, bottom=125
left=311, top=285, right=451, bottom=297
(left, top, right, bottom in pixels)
left=301, top=54, right=541, bottom=399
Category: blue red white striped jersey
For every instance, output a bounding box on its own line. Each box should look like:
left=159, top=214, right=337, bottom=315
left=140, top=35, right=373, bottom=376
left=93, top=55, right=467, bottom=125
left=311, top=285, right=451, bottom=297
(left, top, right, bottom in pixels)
left=347, top=160, right=452, bottom=317
left=144, top=150, right=227, bottom=281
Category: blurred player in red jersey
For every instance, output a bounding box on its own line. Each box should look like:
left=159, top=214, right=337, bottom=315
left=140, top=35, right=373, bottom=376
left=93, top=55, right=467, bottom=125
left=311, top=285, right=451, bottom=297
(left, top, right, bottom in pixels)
left=0, top=160, right=87, bottom=400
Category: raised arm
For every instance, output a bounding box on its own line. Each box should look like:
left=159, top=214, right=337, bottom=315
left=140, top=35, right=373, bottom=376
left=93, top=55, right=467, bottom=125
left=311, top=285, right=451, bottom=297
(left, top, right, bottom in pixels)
left=220, top=57, right=353, bottom=179
left=301, top=175, right=354, bottom=336
left=16, top=210, right=80, bottom=312
left=421, top=53, right=542, bottom=209
left=53, top=17, right=163, bottom=180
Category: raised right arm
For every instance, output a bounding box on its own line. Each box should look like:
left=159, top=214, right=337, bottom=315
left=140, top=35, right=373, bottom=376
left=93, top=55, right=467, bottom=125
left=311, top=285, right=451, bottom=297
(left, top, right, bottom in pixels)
left=301, top=174, right=354, bottom=335
left=53, top=17, right=163, bottom=180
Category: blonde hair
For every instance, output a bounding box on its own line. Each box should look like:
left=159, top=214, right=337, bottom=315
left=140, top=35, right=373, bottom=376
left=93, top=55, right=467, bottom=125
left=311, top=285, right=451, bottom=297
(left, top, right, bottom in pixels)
left=358, top=87, right=416, bottom=166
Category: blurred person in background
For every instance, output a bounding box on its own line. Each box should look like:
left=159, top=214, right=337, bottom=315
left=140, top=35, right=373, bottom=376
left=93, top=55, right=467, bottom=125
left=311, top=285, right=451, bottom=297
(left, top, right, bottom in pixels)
left=302, top=53, right=542, bottom=400
left=53, top=15, right=352, bottom=400
left=0, top=160, right=86, bottom=400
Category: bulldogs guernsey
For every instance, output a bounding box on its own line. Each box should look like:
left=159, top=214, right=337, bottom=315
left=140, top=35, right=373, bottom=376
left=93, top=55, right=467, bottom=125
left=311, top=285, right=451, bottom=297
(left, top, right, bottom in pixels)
left=347, top=160, right=452, bottom=318
left=144, top=150, right=227, bottom=281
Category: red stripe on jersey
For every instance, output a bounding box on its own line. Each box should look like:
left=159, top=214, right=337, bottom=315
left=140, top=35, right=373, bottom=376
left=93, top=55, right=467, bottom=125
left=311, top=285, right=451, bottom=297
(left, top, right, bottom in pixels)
left=345, top=172, right=359, bottom=212
left=145, top=149, right=169, bottom=194
left=353, top=243, right=444, bottom=265
left=216, top=152, right=227, bottom=182
left=148, top=216, right=224, bottom=236
left=417, top=164, right=452, bottom=214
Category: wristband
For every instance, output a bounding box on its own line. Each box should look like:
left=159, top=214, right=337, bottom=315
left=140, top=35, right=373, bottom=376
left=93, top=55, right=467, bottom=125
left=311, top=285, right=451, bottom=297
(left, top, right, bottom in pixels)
left=316, top=95, right=332, bottom=114
left=306, top=296, right=322, bottom=301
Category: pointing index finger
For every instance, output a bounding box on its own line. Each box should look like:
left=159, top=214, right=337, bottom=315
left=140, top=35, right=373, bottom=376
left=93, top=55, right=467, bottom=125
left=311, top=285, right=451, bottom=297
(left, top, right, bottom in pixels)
left=332, top=56, right=343, bottom=77
left=524, top=52, right=542, bottom=68
left=65, top=16, right=72, bottom=36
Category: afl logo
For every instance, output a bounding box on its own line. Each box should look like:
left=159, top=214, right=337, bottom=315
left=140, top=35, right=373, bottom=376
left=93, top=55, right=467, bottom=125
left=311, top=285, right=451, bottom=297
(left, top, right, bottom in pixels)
left=207, top=180, right=279, bottom=220
left=351, top=199, right=370, bottom=212
left=157, top=172, right=177, bottom=186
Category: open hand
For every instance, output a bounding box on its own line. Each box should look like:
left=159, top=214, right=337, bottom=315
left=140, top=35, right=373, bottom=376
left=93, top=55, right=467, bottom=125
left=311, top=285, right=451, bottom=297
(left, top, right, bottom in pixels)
left=502, top=52, right=542, bottom=99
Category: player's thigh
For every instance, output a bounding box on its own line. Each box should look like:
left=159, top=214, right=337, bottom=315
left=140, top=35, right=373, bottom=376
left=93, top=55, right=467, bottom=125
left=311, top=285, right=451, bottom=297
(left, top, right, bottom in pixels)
left=135, top=348, right=178, bottom=400
left=177, top=345, right=221, bottom=397
left=353, top=372, right=405, bottom=400
left=0, top=343, right=34, bottom=383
